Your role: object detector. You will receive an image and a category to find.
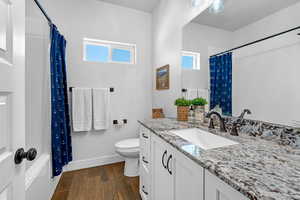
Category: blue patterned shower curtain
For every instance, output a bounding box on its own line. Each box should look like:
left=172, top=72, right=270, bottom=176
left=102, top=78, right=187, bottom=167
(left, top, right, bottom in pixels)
left=50, top=24, right=72, bottom=176
left=209, top=52, right=232, bottom=116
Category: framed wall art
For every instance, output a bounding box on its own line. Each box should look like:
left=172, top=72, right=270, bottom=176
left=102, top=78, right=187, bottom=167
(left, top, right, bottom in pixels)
left=156, top=65, right=170, bottom=90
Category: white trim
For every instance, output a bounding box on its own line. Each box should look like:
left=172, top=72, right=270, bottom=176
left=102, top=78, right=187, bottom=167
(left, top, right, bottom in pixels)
left=0, top=57, right=12, bottom=66
left=64, top=154, right=124, bottom=172
left=83, top=38, right=135, bottom=47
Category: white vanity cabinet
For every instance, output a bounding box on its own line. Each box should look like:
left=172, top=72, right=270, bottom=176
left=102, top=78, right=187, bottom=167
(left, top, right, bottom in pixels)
left=205, top=170, right=248, bottom=200
left=139, top=124, right=248, bottom=200
left=145, top=131, right=204, bottom=200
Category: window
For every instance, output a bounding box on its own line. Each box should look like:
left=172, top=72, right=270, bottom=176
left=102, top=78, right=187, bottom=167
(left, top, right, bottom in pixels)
left=181, top=51, right=200, bottom=70
left=83, top=38, right=136, bottom=64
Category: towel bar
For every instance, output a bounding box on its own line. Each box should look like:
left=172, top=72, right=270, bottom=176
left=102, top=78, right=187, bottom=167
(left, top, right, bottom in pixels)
left=69, top=87, right=114, bottom=92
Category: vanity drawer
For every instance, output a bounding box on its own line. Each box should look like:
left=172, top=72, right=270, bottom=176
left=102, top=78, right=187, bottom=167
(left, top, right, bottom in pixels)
left=140, top=154, right=150, bottom=171
left=140, top=126, right=151, bottom=164
left=140, top=163, right=150, bottom=200
left=140, top=126, right=150, bottom=142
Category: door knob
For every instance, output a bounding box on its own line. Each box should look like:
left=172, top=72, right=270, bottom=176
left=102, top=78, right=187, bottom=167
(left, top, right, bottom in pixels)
left=14, top=148, right=37, bottom=164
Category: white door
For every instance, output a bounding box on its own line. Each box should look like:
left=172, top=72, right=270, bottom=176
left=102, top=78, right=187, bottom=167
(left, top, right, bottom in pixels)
left=0, top=0, right=27, bottom=200
left=151, top=135, right=174, bottom=200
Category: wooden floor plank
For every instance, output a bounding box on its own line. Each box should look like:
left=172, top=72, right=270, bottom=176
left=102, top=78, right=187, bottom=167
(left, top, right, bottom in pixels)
left=51, top=162, right=141, bottom=200
left=51, top=191, right=69, bottom=200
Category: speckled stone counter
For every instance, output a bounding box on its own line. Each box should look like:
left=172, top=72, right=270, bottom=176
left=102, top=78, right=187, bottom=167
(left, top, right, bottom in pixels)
left=138, top=118, right=300, bottom=200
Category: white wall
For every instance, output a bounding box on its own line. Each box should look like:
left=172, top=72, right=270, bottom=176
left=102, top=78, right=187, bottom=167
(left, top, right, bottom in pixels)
left=152, top=0, right=213, bottom=117
left=41, top=0, right=152, bottom=170
left=232, top=2, right=300, bottom=125
left=25, top=1, right=60, bottom=200
left=182, top=22, right=233, bottom=90
left=25, top=12, right=50, bottom=170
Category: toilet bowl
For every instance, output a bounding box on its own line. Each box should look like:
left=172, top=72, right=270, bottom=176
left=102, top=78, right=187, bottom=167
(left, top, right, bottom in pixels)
left=115, top=138, right=140, bottom=177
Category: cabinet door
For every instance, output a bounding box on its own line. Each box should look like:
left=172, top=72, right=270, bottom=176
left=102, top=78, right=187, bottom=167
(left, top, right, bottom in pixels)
left=151, top=135, right=174, bottom=200
left=174, top=150, right=204, bottom=200
left=205, top=170, right=249, bottom=200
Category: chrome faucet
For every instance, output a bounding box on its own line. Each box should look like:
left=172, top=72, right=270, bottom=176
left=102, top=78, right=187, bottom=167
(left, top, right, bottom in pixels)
left=238, top=109, right=252, bottom=119
left=231, top=109, right=252, bottom=136
left=206, top=111, right=227, bottom=132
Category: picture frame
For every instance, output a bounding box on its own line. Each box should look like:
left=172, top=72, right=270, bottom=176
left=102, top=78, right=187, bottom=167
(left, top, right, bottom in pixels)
left=156, top=65, right=170, bottom=90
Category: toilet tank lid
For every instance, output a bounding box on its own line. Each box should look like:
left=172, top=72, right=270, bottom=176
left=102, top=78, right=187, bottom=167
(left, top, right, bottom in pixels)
left=115, top=138, right=139, bottom=149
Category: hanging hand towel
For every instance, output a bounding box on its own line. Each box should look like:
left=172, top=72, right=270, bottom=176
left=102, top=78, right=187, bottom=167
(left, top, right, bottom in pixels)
left=187, top=89, right=198, bottom=100
left=197, top=89, right=209, bottom=100
left=72, top=88, right=92, bottom=132
left=92, top=88, right=110, bottom=130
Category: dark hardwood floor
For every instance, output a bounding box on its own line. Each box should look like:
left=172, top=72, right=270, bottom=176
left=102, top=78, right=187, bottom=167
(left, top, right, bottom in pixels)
left=51, top=162, right=141, bottom=200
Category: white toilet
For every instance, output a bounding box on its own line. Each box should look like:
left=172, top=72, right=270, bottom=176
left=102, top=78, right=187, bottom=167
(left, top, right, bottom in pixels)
left=115, top=138, right=140, bottom=177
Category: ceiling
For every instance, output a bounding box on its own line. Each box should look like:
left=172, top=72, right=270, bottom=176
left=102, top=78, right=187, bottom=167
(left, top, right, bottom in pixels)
left=98, top=0, right=160, bottom=13
left=192, top=0, right=300, bottom=31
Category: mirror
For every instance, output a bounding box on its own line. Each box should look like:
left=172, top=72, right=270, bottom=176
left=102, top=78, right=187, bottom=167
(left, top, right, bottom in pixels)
left=0, top=0, right=8, bottom=51
left=181, top=0, right=300, bottom=126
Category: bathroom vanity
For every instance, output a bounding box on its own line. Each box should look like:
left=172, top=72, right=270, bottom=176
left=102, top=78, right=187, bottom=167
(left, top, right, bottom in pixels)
left=138, top=118, right=300, bottom=200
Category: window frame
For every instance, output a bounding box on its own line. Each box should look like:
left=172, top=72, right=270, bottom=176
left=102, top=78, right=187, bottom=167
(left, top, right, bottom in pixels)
left=181, top=50, right=200, bottom=70
left=83, top=38, right=136, bottom=65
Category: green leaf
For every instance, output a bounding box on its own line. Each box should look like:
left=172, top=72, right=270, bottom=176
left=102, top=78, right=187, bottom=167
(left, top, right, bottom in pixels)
left=174, top=98, right=192, bottom=106
left=191, top=98, right=208, bottom=106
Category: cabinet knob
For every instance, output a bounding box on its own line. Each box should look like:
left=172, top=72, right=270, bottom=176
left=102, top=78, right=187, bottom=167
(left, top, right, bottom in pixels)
left=142, top=156, right=149, bottom=164
left=142, top=133, right=149, bottom=139
left=142, top=185, right=148, bottom=195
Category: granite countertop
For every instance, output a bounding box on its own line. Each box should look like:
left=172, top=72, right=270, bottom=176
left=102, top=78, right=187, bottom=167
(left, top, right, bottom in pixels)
left=138, top=118, right=300, bottom=200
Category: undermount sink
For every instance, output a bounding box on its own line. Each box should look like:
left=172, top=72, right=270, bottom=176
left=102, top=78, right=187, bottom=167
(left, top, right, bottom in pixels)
left=170, top=128, right=238, bottom=150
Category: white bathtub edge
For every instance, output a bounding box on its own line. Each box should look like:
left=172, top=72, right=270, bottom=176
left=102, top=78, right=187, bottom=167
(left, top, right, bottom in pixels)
left=25, top=154, right=50, bottom=191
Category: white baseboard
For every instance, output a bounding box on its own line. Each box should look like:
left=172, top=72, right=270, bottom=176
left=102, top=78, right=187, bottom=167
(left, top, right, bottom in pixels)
left=64, top=154, right=124, bottom=172
left=50, top=174, right=61, bottom=198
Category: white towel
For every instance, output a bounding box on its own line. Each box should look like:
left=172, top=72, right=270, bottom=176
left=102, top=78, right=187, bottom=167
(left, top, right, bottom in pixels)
left=187, top=89, right=198, bottom=100
left=198, top=89, right=209, bottom=100
left=72, top=88, right=92, bottom=132
left=92, top=88, right=110, bottom=130
left=187, top=88, right=209, bottom=100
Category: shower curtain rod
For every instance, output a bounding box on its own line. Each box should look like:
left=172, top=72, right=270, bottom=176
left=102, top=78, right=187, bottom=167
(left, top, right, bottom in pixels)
left=33, top=0, right=53, bottom=25
left=210, top=25, right=300, bottom=57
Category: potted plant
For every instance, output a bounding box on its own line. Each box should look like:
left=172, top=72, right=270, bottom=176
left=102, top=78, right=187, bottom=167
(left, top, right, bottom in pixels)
left=175, top=98, right=192, bottom=121
left=192, top=98, right=208, bottom=122
left=192, top=97, right=208, bottom=110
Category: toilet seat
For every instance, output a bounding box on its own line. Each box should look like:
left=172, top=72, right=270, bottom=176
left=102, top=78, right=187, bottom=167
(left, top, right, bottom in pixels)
left=115, top=138, right=139, bottom=151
